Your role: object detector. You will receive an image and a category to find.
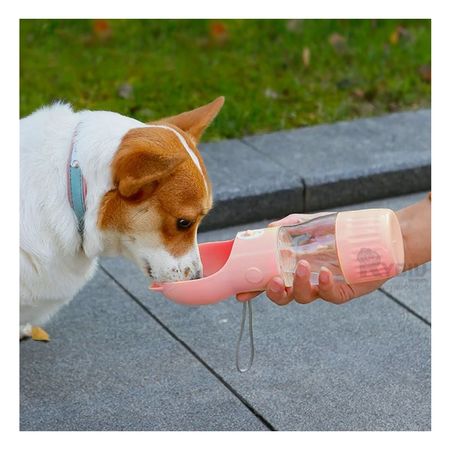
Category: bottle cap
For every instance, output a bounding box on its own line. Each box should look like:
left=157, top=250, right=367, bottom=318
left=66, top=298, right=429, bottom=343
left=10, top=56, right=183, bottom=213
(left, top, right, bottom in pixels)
left=335, top=209, right=404, bottom=284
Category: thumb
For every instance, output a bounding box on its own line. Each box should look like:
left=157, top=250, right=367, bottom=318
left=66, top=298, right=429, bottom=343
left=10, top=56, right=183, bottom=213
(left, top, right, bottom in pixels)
left=269, top=212, right=335, bottom=228
left=269, top=214, right=307, bottom=227
left=316, top=266, right=354, bottom=304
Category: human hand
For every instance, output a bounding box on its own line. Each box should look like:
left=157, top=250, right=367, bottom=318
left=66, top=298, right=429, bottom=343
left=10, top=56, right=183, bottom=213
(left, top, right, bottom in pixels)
left=236, top=213, right=385, bottom=305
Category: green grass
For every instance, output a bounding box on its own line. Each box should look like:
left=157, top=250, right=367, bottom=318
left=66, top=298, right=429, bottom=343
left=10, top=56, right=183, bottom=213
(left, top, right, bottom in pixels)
left=20, top=19, right=431, bottom=141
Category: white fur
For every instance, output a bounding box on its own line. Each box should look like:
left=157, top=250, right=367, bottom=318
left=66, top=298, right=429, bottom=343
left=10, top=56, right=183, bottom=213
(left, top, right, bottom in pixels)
left=20, top=103, right=203, bottom=337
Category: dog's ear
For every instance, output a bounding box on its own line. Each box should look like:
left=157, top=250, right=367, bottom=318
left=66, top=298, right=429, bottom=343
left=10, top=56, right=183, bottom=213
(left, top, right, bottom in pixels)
left=113, top=131, right=187, bottom=198
left=154, top=96, right=225, bottom=144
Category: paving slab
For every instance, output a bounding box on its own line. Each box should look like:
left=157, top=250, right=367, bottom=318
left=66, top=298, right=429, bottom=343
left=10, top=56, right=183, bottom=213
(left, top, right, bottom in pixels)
left=22, top=193, right=430, bottom=431
left=199, top=138, right=303, bottom=229
left=100, top=193, right=431, bottom=430
left=242, top=110, right=431, bottom=212
left=101, top=260, right=430, bottom=431
left=380, top=263, right=431, bottom=324
left=20, top=270, right=268, bottom=431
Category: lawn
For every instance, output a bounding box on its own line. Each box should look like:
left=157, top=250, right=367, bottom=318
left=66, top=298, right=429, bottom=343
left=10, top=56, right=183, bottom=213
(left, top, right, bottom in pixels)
left=20, top=19, right=431, bottom=141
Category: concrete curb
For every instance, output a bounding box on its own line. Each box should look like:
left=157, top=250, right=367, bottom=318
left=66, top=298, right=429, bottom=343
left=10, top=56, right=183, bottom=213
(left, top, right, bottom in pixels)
left=199, top=109, right=431, bottom=230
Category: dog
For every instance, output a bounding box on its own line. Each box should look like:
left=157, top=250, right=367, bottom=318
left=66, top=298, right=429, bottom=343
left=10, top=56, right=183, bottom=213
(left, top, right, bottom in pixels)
left=20, top=97, right=224, bottom=338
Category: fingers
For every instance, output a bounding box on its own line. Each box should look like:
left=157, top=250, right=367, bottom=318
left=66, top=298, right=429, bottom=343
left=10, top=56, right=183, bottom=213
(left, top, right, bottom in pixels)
left=237, top=265, right=354, bottom=306
left=292, top=260, right=319, bottom=304
left=236, top=291, right=262, bottom=302
left=265, top=277, right=294, bottom=306
left=269, top=212, right=335, bottom=228
left=269, top=214, right=305, bottom=227
left=236, top=279, right=293, bottom=306
left=316, top=266, right=349, bottom=304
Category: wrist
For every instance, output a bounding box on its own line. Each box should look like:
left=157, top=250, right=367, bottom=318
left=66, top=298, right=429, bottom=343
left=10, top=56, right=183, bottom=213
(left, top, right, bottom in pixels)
left=395, top=194, right=431, bottom=272
left=396, top=208, right=412, bottom=271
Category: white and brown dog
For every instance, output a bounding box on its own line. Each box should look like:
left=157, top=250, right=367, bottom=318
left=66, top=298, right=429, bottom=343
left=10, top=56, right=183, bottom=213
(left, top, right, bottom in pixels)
left=20, top=97, right=224, bottom=338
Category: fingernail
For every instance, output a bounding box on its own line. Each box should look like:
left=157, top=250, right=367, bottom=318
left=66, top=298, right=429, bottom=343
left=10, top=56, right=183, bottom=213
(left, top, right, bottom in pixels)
left=296, top=262, right=307, bottom=277
left=319, top=268, right=330, bottom=284
left=270, top=279, right=283, bottom=293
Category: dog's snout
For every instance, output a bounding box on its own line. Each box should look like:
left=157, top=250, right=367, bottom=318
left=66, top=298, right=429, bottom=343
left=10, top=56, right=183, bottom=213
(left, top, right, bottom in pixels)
left=143, top=248, right=203, bottom=282
left=183, top=267, right=202, bottom=280
left=193, top=269, right=202, bottom=280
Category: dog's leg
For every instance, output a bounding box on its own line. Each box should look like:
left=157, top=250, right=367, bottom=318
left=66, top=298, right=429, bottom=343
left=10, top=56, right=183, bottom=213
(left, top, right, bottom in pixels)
left=20, top=324, right=50, bottom=341
left=20, top=323, right=33, bottom=340
left=20, top=299, right=68, bottom=341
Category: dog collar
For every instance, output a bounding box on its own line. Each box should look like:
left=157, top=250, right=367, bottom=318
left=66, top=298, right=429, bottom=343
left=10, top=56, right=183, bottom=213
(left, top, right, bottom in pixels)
left=67, top=125, right=87, bottom=237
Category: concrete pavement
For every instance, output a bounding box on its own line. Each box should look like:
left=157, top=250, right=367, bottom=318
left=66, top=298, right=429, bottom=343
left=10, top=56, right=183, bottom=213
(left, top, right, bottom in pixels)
left=21, top=192, right=431, bottom=431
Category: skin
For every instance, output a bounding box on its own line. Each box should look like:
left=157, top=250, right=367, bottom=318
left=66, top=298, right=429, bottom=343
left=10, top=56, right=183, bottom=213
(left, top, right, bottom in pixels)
left=237, top=193, right=431, bottom=305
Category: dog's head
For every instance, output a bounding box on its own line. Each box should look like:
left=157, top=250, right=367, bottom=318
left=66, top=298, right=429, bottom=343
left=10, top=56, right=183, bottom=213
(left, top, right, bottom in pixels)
left=98, top=97, right=224, bottom=281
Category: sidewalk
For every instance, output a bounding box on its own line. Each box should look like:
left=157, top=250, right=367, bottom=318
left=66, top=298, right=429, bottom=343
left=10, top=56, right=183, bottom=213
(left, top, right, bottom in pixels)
left=21, top=111, right=431, bottom=430
left=200, top=109, right=430, bottom=229
left=20, top=192, right=431, bottom=431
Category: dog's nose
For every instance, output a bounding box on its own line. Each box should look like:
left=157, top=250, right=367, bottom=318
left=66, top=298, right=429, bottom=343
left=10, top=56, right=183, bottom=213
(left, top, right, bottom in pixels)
left=183, top=267, right=202, bottom=280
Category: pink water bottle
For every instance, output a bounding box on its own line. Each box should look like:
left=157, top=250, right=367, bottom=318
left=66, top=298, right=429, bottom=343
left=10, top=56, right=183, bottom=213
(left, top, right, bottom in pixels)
left=278, top=209, right=405, bottom=287
left=151, top=209, right=405, bottom=305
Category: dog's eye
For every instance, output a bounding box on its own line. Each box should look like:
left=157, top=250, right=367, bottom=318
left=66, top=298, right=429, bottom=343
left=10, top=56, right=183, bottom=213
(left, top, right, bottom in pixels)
left=177, top=218, right=193, bottom=230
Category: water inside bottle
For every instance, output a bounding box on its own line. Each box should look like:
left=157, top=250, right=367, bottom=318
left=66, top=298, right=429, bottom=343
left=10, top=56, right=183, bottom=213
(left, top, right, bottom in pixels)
left=277, top=213, right=345, bottom=286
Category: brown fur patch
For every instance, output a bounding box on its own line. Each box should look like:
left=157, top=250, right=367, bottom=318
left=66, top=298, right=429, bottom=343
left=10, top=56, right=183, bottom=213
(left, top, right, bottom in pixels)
left=98, top=125, right=212, bottom=257
left=154, top=96, right=224, bottom=143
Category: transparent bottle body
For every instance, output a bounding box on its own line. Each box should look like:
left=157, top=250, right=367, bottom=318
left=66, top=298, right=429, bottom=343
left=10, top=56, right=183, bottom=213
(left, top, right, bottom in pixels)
left=277, top=213, right=345, bottom=286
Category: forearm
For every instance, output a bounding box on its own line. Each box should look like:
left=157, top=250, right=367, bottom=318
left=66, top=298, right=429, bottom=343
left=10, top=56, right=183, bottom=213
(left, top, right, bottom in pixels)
left=395, top=193, right=431, bottom=272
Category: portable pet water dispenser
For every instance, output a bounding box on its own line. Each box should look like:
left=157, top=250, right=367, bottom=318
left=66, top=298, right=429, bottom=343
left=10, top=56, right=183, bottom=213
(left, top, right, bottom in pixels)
left=150, top=209, right=404, bottom=305
left=150, top=208, right=404, bottom=373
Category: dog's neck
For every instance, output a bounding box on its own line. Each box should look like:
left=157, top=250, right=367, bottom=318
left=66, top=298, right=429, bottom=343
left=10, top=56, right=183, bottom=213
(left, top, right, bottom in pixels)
left=72, top=110, right=148, bottom=259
